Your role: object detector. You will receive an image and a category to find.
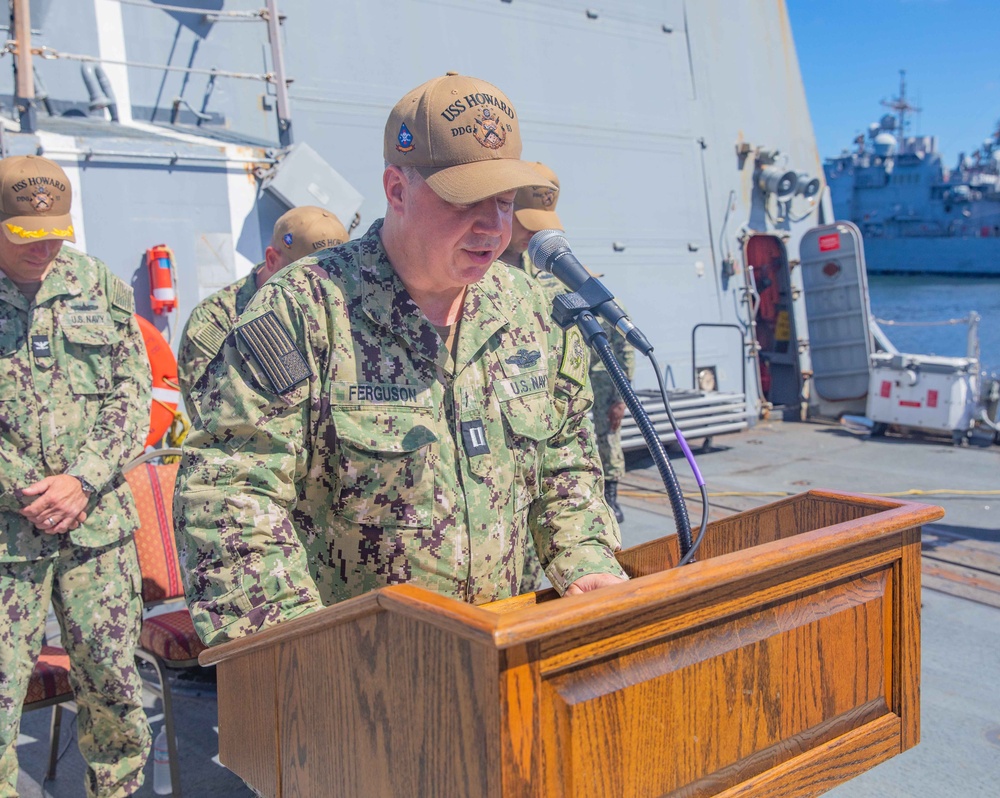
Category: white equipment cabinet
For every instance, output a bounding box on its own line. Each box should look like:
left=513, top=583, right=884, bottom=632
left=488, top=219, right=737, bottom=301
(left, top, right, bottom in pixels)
left=866, top=352, right=979, bottom=442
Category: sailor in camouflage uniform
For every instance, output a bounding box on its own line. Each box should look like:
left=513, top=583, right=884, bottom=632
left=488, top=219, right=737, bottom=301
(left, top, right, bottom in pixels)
left=500, top=163, right=636, bottom=525
left=0, top=156, right=152, bottom=797
left=175, top=74, right=627, bottom=648
left=590, top=327, right=635, bottom=522
left=177, top=206, right=348, bottom=418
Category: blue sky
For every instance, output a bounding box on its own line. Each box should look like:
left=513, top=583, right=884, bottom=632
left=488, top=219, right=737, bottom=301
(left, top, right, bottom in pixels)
left=787, top=0, right=1000, bottom=165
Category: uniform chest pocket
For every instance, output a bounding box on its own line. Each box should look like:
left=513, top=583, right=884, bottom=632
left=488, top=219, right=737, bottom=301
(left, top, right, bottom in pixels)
left=331, top=407, right=438, bottom=528
left=498, top=392, right=559, bottom=510
left=61, top=323, right=119, bottom=395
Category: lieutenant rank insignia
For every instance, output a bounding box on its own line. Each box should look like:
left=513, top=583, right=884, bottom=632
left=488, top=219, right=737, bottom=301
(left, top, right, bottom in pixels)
left=460, top=419, right=490, bottom=457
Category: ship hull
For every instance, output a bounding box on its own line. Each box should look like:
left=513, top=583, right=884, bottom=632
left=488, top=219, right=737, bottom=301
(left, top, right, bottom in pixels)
left=862, top=236, right=1000, bottom=276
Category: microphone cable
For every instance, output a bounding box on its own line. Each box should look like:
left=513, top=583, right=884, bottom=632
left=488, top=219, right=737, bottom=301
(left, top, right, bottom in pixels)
left=588, top=322, right=699, bottom=561
left=648, top=351, right=709, bottom=565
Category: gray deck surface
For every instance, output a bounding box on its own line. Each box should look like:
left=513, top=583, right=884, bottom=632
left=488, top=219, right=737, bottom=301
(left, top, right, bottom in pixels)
left=16, top=418, right=1000, bottom=797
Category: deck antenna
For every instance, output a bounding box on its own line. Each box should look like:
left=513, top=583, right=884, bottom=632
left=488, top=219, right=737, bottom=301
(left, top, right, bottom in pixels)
left=10, top=0, right=36, bottom=132
left=881, top=69, right=921, bottom=141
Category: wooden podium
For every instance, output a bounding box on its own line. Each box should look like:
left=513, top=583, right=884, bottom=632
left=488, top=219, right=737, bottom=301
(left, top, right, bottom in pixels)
left=201, top=490, right=943, bottom=798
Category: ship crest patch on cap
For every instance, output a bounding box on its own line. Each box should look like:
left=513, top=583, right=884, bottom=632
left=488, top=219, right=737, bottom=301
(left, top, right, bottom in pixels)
left=30, top=186, right=54, bottom=212
left=396, top=123, right=415, bottom=154
left=283, top=232, right=294, bottom=248
left=535, top=187, right=556, bottom=207
left=473, top=108, right=506, bottom=150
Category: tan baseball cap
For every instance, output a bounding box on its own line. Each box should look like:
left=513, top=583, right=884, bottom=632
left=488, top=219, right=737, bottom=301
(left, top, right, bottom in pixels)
left=0, top=155, right=75, bottom=245
left=384, top=72, right=555, bottom=204
left=271, top=206, right=349, bottom=262
left=514, top=162, right=562, bottom=232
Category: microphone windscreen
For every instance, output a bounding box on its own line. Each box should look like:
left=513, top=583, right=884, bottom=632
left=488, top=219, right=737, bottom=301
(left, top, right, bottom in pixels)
left=527, top=229, right=569, bottom=272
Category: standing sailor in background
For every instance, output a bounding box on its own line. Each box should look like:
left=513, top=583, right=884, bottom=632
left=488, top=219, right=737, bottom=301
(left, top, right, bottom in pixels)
left=174, top=73, right=627, bottom=648
left=177, top=205, right=349, bottom=417
left=500, top=162, right=635, bottom=522
left=0, top=156, right=152, bottom=798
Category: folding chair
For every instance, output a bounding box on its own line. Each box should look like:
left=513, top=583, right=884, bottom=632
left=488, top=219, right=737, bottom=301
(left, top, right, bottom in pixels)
left=22, top=644, right=75, bottom=782
left=124, top=447, right=206, bottom=798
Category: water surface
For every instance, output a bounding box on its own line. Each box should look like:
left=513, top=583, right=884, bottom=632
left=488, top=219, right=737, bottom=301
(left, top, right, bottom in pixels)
left=867, top=275, right=1000, bottom=375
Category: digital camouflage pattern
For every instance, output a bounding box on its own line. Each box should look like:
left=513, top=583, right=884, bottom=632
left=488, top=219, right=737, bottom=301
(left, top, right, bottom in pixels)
left=507, top=250, right=636, bottom=583
left=514, top=248, right=564, bottom=306
left=176, top=263, right=261, bottom=416
left=0, top=246, right=151, bottom=796
left=0, top=543, right=150, bottom=798
left=507, top=252, right=568, bottom=592
left=590, top=310, right=635, bottom=483
left=0, top=247, right=151, bottom=558
left=176, top=220, right=625, bottom=647
left=592, top=369, right=630, bottom=481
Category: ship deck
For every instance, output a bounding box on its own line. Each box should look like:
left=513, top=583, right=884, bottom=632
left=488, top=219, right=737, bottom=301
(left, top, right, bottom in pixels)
left=15, top=418, right=1000, bottom=797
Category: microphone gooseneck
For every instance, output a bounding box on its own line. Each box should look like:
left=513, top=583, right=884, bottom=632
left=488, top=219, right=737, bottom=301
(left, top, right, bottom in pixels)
left=528, top=229, right=702, bottom=562
left=528, top=230, right=653, bottom=355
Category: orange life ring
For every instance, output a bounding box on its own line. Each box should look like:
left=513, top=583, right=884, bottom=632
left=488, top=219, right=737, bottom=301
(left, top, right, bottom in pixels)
left=135, top=314, right=180, bottom=448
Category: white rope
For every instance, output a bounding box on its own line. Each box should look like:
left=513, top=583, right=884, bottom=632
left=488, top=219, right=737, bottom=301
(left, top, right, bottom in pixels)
left=873, top=317, right=972, bottom=327
left=3, top=42, right=275, bottom=83
left=111, top=0, right=265, bottom=20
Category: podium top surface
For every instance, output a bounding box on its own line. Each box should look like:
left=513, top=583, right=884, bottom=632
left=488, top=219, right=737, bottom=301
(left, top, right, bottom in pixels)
left=201, top=489, right=943, bottom=667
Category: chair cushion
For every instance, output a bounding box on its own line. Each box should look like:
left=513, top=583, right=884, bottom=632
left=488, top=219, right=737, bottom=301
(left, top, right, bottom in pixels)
left=140, top=610, right=207, bottom=662
left=25, top=645, right=73, bottom=705
left=126, top=462, right=183, bottom=604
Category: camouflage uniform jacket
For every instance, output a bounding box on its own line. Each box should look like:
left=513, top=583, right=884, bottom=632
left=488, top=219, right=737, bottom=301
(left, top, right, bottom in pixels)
left=509, top=251, right=635, bottom=396
left=177, top=264, right=261, bottom=411
left=176, top=220, right=625, bottom=647
left=0, top=247, right=152, bottom=561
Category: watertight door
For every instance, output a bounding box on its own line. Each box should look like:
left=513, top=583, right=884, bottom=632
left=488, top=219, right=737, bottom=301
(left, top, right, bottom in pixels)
left=744, top=235, right=801, bottom=408
left=799, top=221, right=873, bottom=412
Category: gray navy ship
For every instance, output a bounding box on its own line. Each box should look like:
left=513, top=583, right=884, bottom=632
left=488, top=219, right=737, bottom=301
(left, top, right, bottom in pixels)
left=825, top=71, right=1000, bottom=275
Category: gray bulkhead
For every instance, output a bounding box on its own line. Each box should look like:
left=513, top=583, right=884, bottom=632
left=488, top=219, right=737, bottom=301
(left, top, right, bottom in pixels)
left=1, top=0, right=827, bottom=422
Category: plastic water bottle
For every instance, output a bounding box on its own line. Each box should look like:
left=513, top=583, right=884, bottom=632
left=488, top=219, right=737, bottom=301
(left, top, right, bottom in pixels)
left=152, top=726, right=172, bottom=795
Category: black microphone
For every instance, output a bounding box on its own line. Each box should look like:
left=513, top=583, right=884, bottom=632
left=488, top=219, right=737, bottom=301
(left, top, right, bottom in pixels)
left=528, top=229, right=653, bottom=355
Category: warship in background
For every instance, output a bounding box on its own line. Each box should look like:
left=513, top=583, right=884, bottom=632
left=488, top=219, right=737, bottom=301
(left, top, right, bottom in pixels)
left=824, top=71, right=1000, bottom=276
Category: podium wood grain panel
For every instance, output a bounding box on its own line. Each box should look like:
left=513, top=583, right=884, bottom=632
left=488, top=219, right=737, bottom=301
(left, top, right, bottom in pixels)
left=536, top=570, right=891, bottom=797
left=275, top=610, right=502, bottom=797
left=216, top=647, right=278, bottom=797
left=204, top=491, right=943, bottom=798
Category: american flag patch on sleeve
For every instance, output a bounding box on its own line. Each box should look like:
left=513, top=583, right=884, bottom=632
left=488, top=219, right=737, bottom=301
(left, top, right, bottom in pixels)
left=236, top=310, right=312, bottom=394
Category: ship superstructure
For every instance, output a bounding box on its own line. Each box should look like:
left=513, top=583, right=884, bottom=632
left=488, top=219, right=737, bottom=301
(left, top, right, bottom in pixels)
left=825, top=71, right=1000, bottom=275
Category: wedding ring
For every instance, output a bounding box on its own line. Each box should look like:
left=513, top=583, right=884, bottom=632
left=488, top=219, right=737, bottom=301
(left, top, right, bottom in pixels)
left=46, top=517, right=55, bottom=526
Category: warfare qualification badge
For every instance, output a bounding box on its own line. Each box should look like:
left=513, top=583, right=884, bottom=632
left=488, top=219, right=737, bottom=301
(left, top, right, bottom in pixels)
left=505, top=349, right=542, bottom=368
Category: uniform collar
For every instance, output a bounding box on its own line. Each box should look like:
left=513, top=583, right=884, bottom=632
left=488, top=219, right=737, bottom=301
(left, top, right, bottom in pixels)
left=0, top=270, right=28, bottom=310
left=35, top=250, right=84, bottom=306
left=0, top=249, right=82, bottom=309
left=234, top=265, right=262, bottom=317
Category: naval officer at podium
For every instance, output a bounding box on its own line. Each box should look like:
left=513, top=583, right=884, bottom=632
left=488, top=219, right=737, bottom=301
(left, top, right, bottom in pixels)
left=174, top=72, right=627, bottom=647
